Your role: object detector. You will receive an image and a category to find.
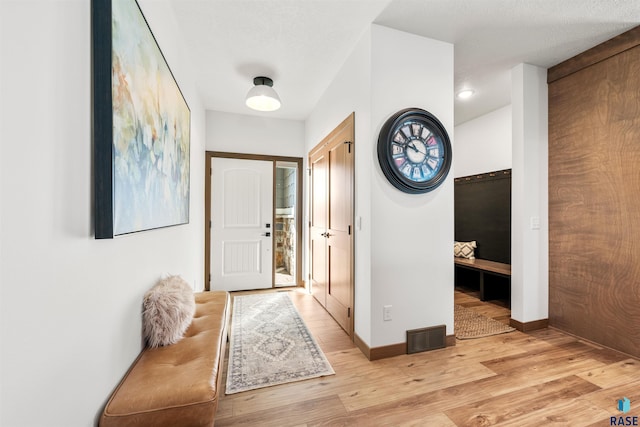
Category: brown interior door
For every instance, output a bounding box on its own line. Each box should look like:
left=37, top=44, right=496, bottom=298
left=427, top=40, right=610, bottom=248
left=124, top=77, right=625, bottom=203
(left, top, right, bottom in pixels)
left=309, top=150, right=327, bottom=307
left=325, top=131, right=353, bottom=335
left=308, top=113, right=354, bottom=337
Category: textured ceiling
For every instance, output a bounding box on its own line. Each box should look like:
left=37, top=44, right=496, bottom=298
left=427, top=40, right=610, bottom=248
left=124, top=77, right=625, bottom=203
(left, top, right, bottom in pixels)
left=170, top=0, right=640, bottom=125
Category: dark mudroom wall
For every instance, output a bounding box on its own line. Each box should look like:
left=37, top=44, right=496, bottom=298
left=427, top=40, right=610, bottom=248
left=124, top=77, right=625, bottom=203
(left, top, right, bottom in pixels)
left=454, top=169, right=511, bottom=264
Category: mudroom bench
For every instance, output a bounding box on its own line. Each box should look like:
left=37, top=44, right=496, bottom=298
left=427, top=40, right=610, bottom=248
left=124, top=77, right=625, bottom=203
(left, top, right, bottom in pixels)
left=100, top=290, right=230, bottom=427
left=454, top=257, right=511, bottom=301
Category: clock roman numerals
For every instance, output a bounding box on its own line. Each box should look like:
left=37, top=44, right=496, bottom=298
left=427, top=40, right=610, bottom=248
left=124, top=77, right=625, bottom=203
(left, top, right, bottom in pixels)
left=389, top=127, right=445, bottom=182
left=412, top=166, right=422, bottom=180
left=401, top=125, right=412, bottom=140
left=397, top=157, right=442, bottom=180
left=393, top=131, right=406, bottom=144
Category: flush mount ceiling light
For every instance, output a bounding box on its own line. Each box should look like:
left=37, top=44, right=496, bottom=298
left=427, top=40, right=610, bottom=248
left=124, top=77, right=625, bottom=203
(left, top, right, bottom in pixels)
left=245, top=76, right=281, bottom=112
left=456, top=89, right=475, bottom=100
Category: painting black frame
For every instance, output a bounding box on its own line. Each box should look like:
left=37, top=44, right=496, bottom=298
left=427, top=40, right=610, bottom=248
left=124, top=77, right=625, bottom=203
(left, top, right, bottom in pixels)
left=92, top=0, right=191, bottom=239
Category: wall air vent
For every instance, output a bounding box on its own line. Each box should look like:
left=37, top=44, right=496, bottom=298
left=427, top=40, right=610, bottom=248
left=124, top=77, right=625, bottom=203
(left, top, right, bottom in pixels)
left=406, top=325, right=446, bottom=354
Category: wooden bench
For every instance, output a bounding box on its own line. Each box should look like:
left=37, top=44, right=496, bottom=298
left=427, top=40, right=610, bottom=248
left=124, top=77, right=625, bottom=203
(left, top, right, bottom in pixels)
left=454, top=257, right=511, bottom=301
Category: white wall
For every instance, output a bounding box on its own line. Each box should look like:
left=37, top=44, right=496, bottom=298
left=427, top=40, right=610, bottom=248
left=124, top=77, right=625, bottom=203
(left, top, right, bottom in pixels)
left=454, top=105, right=512, bottom=177
left=370, top=26, right=454, bottom=347
left=305, top=25, right=454, bottom=348
left=206, top=110, right=305, bottom=157
left=456, top=74, right=549, bottom=326
left=511, top=63, right=549, bottom=324
left=305, top=27, right=373, bottom=343
left=0, top=1, right=206, bottom=426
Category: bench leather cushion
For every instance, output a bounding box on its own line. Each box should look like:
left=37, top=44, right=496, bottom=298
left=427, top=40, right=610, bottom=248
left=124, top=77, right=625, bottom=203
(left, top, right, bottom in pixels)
left=100, top=291, right=230, bottom=427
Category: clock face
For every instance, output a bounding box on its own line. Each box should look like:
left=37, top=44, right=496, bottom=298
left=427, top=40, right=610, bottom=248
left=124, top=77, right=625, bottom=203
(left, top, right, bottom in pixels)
left=377, top=108, right=452, bottom=194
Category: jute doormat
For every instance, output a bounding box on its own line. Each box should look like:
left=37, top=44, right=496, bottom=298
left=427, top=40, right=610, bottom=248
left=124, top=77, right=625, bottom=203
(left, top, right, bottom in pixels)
left=454, top=304, right=515, bottom=339
left=226, top=292, right=334, bottom=394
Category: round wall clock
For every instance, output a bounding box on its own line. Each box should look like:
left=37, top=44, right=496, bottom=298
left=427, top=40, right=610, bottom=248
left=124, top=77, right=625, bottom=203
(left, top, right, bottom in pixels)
left=377, top=108, right=452, bottom=194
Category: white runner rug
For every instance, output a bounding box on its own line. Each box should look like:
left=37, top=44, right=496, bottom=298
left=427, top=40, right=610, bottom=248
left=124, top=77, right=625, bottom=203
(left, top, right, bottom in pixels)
left=225, top=292, right=335, bottom=394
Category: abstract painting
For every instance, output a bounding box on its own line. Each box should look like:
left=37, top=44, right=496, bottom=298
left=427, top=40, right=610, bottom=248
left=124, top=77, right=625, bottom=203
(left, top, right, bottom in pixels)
left=93, top=0, right=190, bottom=238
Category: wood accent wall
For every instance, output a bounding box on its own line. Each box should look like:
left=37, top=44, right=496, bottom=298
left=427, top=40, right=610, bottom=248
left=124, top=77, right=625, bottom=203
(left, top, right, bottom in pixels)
left=548, top=26, right=640, bottom=358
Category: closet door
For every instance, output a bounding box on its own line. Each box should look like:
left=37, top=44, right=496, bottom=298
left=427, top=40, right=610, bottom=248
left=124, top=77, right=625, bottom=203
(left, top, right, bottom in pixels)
left=309, top=150, right=328, bottom=307
left=308, top=114, right=354, bottom=337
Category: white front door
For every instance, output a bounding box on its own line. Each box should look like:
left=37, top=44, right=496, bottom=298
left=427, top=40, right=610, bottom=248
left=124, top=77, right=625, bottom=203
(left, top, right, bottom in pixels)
left=210, top=157, right=273, bottom=291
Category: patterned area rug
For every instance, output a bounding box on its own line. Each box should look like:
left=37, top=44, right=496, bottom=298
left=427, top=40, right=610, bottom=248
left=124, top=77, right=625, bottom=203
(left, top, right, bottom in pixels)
left=455, top=304, right=515, bottom=339
left=225, top=292, right=335, bottom=394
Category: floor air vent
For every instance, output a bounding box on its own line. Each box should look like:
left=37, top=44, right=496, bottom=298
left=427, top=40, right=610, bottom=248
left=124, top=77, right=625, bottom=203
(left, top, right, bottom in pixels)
left=407, top=325, right=446, bottom=354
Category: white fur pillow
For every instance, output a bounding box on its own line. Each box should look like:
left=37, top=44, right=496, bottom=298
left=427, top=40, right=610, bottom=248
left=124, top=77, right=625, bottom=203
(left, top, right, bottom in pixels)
left=142, top=275, right=195, bottom=348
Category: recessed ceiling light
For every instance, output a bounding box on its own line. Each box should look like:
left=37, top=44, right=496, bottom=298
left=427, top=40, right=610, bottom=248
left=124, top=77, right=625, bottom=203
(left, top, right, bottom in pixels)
left=456, top=89, right=475, bottom=100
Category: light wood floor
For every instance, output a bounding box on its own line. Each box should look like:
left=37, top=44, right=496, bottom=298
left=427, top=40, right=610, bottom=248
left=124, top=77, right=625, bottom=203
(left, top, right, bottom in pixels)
left=216, top=288, right=639, bottom=426
left=454, top=286, right=511, bottom=325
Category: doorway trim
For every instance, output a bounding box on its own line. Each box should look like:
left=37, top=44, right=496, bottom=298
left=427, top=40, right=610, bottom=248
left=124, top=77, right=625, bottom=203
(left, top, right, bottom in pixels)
left=205, top=151, right=303, bottom=291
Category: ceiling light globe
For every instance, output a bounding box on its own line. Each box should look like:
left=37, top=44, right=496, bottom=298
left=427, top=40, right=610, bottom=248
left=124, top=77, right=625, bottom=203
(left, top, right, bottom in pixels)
left=245, top=77, right=281, bottom=111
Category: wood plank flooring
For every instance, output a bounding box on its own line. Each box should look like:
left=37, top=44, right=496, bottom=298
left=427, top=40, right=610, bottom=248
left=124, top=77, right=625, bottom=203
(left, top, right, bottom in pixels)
left=216, top=288, right=638, bottom=426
